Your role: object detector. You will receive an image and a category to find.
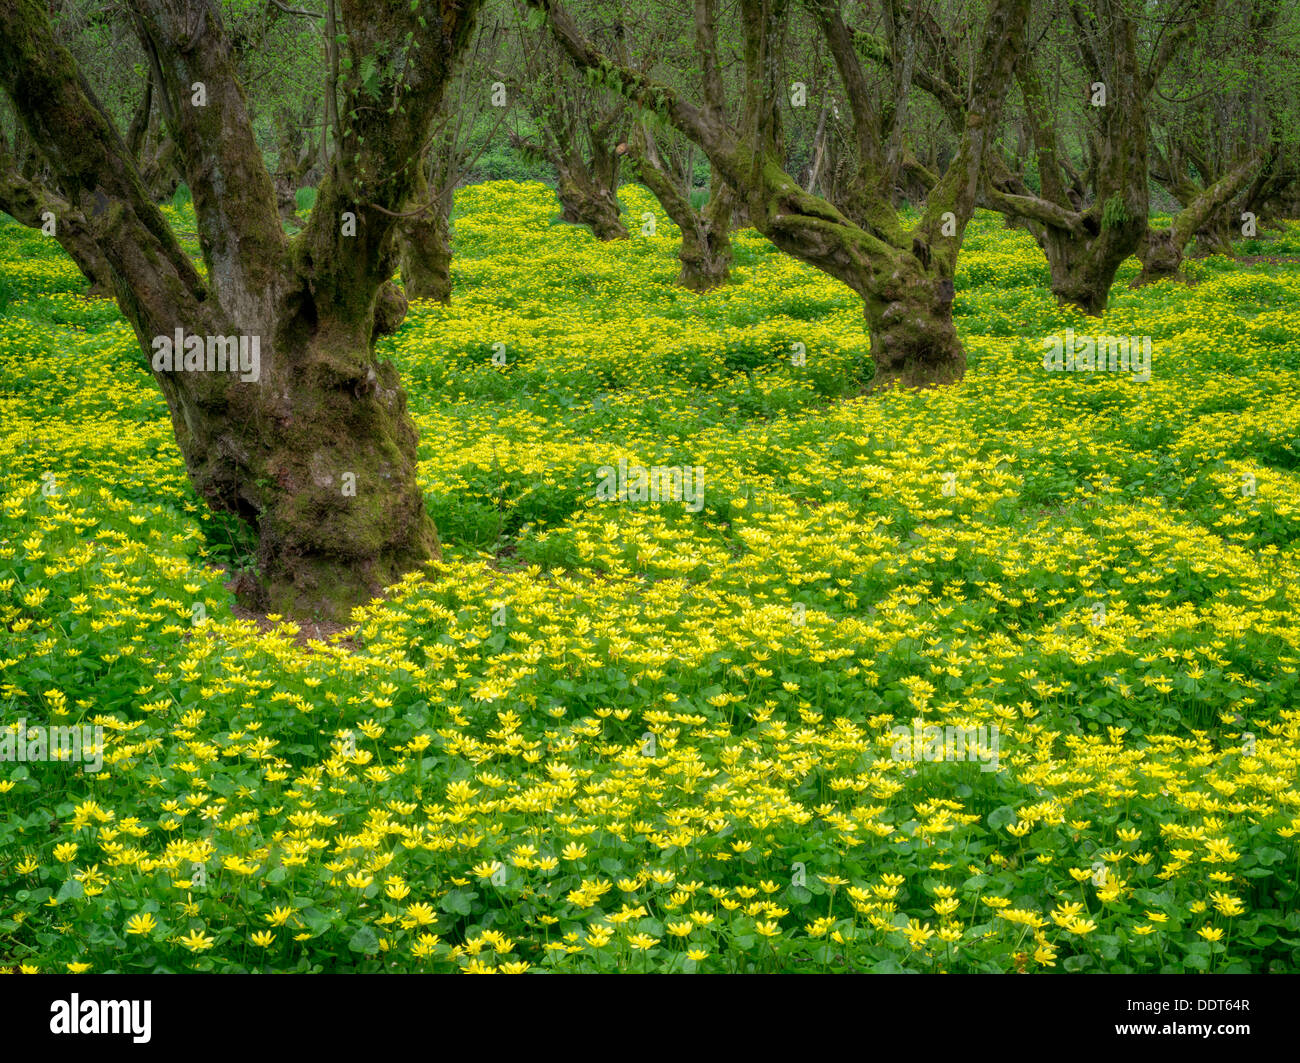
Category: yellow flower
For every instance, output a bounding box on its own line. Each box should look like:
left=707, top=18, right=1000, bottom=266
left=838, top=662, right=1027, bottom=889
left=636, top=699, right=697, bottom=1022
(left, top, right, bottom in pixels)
left=402, top=902, right=437, bottom=927
left=53, top=842, right=78, bottom=863
left=124, top=912, right=157, bottom=936
left=473, top=860, right=504, bottom=880
left=1197, top=926, right=1225, bottom=942
left=179, top=929, right=215, bottom=952
left=251, top=930, right=276, bottom=947
left=626, top=933, right=660, bottom=950
left=902, top=919, right=935, bottom=947
left=561, top=842, right=588, bottom=861
left=1209, top=892, right=1245, bottom=917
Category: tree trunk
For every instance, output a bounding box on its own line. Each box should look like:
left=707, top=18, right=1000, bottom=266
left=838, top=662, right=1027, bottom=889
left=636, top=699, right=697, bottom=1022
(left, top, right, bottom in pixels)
left=677, top=195, right=732, bottom=290
left=628, top=125, right=732, bottom=290
left=1135, top=151, right=1265, bottom=285
left=509, top=120, right=628, bottom=241
left=398, top=168, right=454, bottom=303
left=864, top=257, right=963, bottom=389
left=556, top=163, right=627, bottom=240
left=1032, top=211, right=1141, bottom=315
left=1192, top=216, right=1236, bottom=258
left=0, top=142, right=115, bottom=295
left=1134, top=228, right=1183, bottom=285
left=0, top=0, right=479, bottom=620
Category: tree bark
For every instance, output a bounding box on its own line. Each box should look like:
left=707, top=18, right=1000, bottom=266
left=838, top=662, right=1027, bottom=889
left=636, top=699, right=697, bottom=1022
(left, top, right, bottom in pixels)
left=1135, top=151, right=1266, bottom=285
left=627, top=125, right=732, bottom=291
left=530, top=0, right=1030, bottom=389
left=0, top=0, right=480, bottom=619
left=0, top=139, right=115, bottom=295
left=557, top=163, right=627, bottom=240
left=398, top=163, right=454, bottom=302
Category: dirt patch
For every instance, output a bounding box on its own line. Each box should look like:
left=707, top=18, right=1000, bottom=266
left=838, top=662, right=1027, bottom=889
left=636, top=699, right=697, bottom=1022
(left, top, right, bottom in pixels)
left=227, top=601, right=360, bottom=652
left=206, top=564, right=361, bottom=652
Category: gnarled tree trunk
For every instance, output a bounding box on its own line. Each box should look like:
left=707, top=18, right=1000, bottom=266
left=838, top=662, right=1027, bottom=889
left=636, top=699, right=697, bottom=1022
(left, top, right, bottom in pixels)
left=0, top=0, right=480, bottom=619
left=398, top=162, right=454, bottom=302
left=556, top=157, right=626, bottom=240
left=531, top=0, right=1030, bottom=389
left=679, top=182, right=734, bottom=291
left=1136, top=151, right=1266, bottom=285
left=626, top=124, right=733, bottom=291
left=974, top=0, right=1152, bottom=316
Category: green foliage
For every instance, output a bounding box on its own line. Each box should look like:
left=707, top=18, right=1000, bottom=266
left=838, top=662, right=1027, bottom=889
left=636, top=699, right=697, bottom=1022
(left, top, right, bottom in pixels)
left=1, top=192, right=1299, bottom=974
left=1102, top=194, right=1129, bottom=230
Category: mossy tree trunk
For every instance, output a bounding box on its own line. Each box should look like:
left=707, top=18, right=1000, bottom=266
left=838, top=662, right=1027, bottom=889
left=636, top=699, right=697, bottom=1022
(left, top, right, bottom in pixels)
left=1136, top=150, right=1267, bottom=285
left=398, top=160, right=455, bottom=303
left=0, top=0, right=480, bottom=619
left=556, top=159, right=627, bottom=240
left=968, top=0, right=1161, bottom=316
left=512, top=127, right=629, bottom=241
left=530, top=0, right=1030, bottom=389
left=626, top=123, right=733, bottom=291
left=0, top=137, right=114, bottom=295
left=396, top=35, right=510, bottom=305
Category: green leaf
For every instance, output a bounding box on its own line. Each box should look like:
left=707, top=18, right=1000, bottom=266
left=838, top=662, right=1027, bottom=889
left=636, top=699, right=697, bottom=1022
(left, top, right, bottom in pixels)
left=348, top=925, right=380, bottom=953
left=441, top=888, right=474, bottom=916
left=55, top=878, right=84, bottom=902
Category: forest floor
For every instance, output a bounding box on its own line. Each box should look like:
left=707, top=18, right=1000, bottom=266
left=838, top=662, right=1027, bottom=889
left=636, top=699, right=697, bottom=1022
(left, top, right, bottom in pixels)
left=1, top=183, right=1298, bottom=972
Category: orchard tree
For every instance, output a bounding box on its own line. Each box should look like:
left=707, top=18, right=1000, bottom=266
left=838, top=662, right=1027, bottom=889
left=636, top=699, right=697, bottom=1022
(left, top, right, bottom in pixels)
left=399, top=6, right=510, bottom=302
left=528, top=0, right=1032, bottom=389
left=1138, top=0, right=1298, bottom=282
left=625, top=120, right=737, bottom=290
left=896, top=0, right=1200, bottom=314
left=0, top=0, right=483, bottom=619
left=507, top=3, right=631, bottom=240
left=615, top=6, right=738, bottom=290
